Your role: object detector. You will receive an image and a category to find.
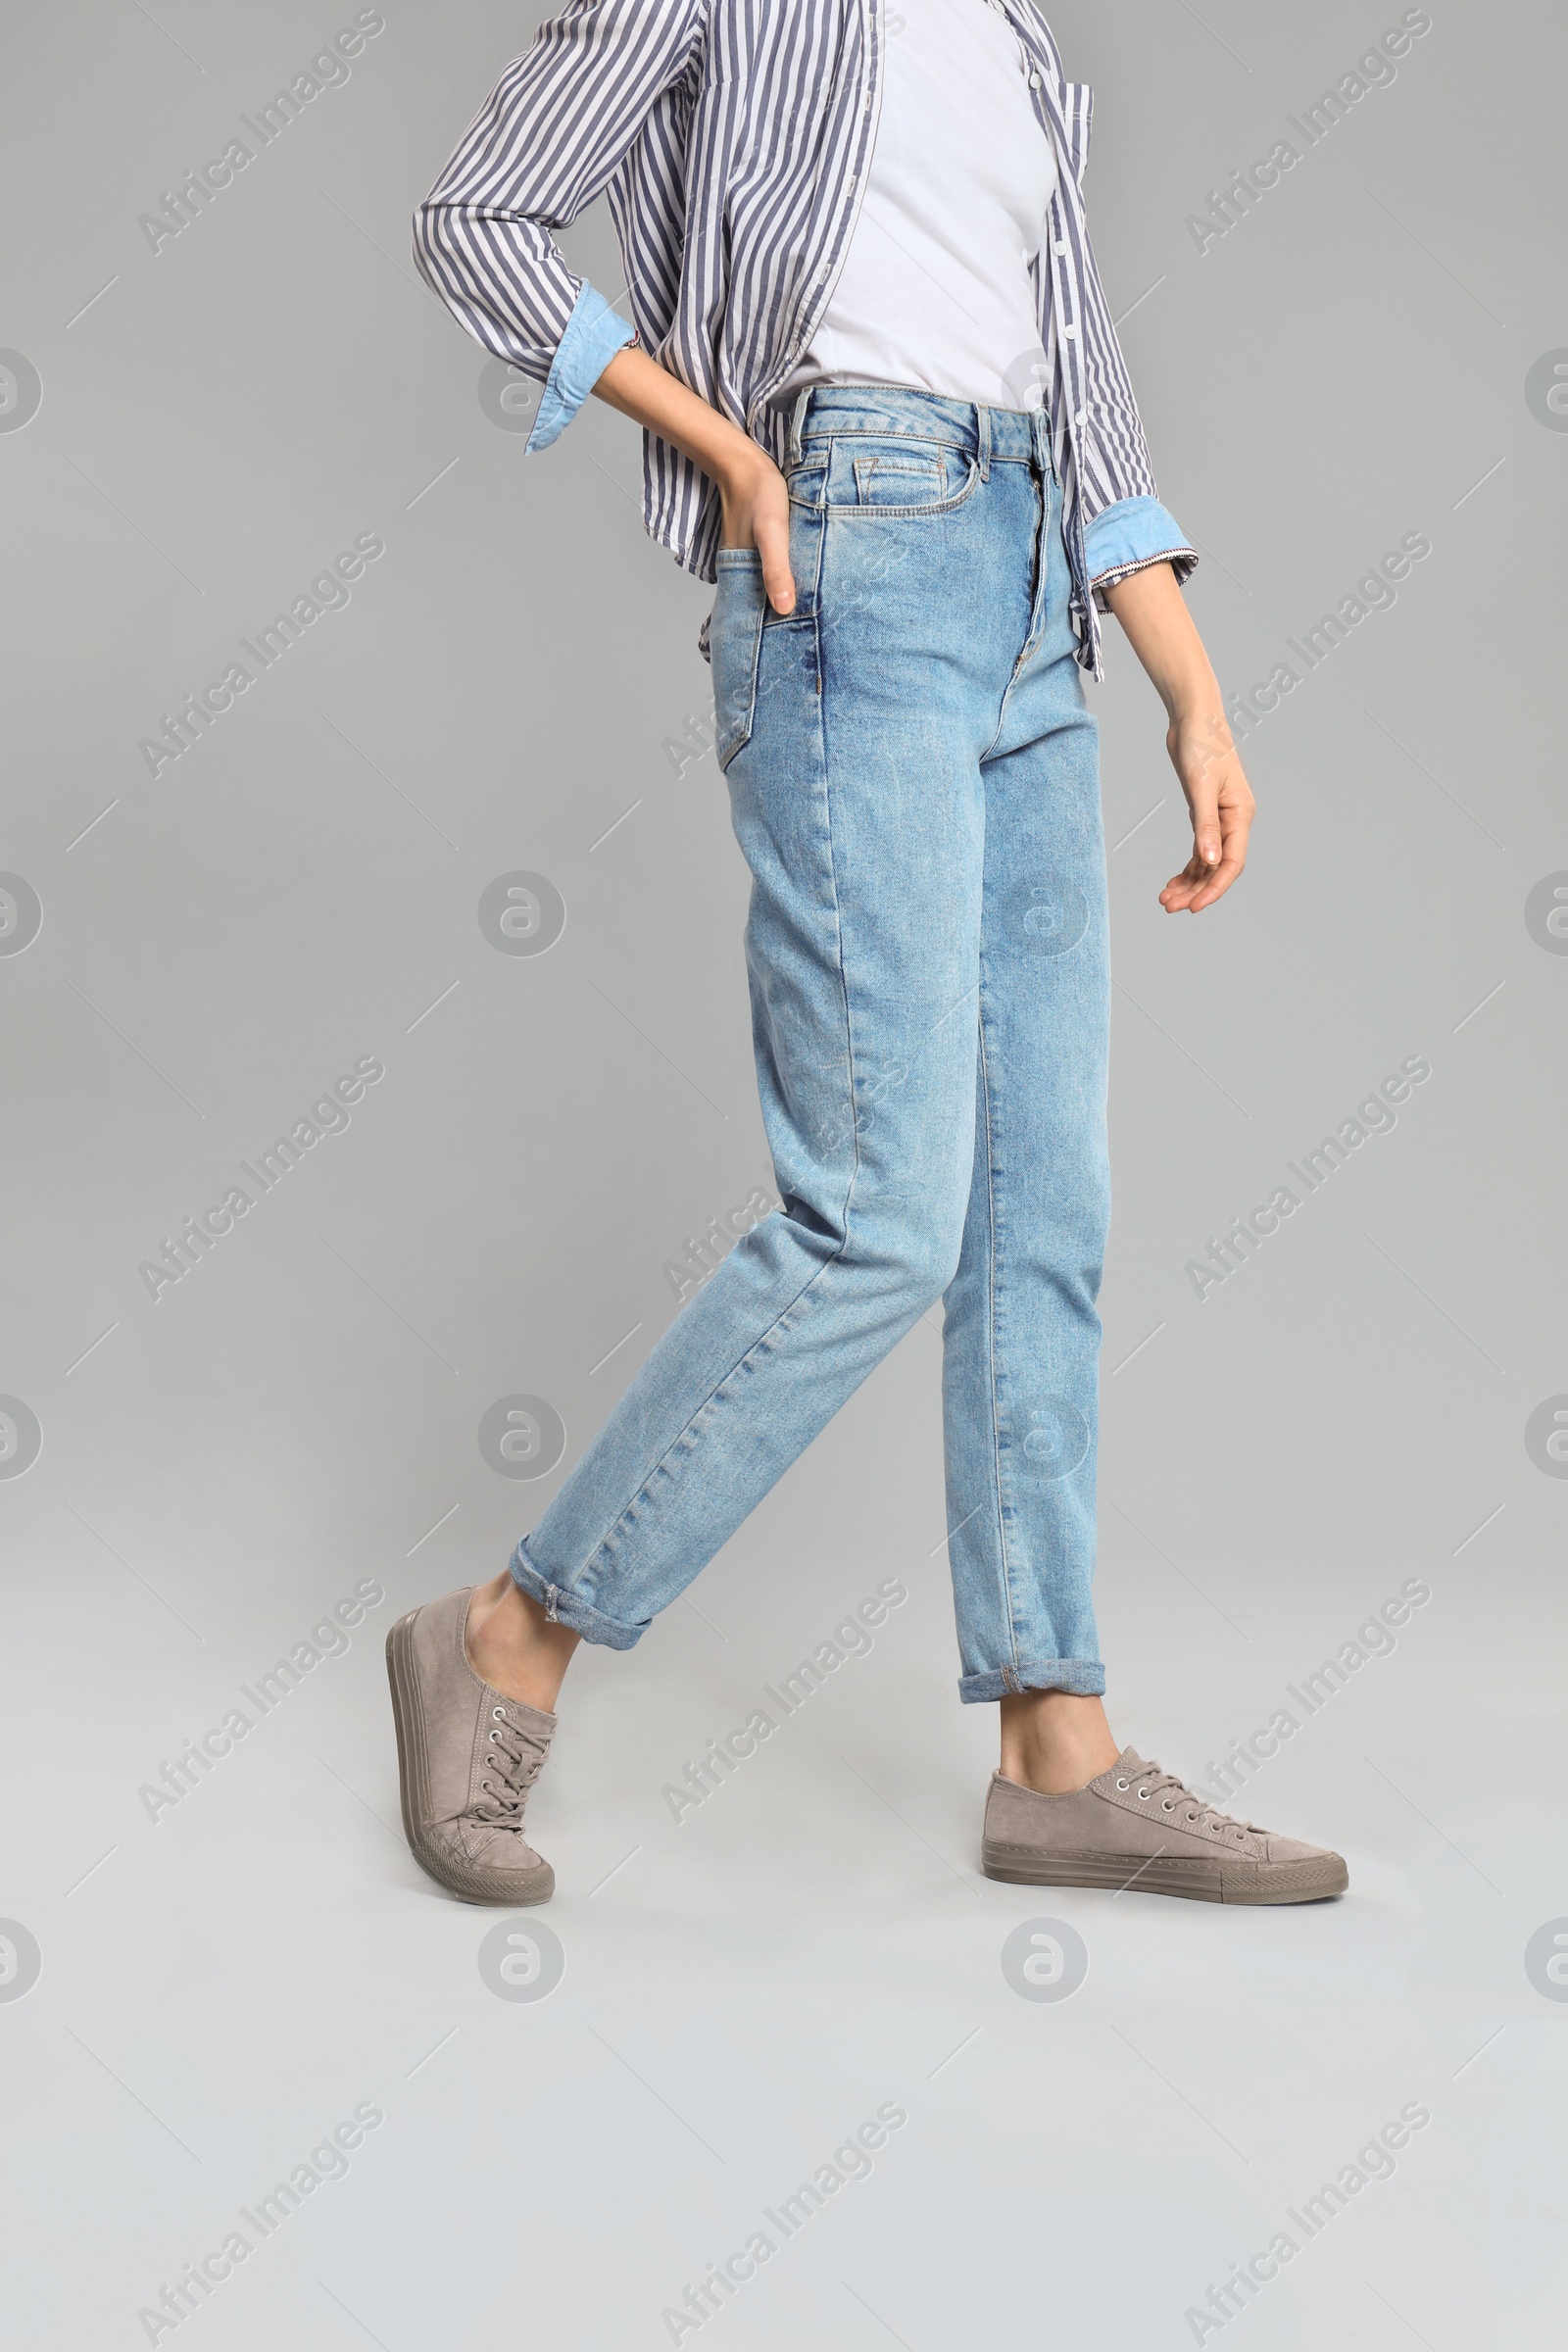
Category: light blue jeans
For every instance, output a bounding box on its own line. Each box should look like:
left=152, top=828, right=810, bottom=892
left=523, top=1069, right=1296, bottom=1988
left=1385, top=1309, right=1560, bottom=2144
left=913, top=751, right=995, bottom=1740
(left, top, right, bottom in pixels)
left=512, top=384, right=1110, bottom=1700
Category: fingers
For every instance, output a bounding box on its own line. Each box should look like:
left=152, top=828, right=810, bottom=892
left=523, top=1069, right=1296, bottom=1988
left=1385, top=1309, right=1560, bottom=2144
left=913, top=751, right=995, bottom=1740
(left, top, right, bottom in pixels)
left=1159, top=811, right=1251, bottom=911
left=756, top=509, right=796, bottom=615
left=1159, top=860, right=1211, bottom=912
left=1160, top=737, right=1253, bottom=911
left=1160, top=839, right=1244, bottom=911
left=1184, top=767, right=1223, bottom=877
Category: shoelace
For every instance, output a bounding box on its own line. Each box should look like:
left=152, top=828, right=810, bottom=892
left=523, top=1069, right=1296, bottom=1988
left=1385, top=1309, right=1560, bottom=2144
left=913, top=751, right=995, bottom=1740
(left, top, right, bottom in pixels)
left=1117, top=1760, right=1261, bottom=1844
left=475, top=1710, right=549, bottom=1831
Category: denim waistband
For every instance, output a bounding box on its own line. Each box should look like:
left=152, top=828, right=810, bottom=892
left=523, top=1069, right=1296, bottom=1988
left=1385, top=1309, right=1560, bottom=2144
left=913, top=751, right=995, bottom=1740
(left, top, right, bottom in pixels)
left=785, top=381, right=1053, bottom=474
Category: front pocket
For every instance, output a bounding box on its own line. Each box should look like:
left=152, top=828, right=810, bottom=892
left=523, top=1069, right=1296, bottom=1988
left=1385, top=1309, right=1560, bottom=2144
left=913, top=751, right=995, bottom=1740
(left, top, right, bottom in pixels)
left=817, top=434, right=981, bottom=517
left=710, top=551, right=767, bottom=771
left=852, top=453, right=945, bottom=505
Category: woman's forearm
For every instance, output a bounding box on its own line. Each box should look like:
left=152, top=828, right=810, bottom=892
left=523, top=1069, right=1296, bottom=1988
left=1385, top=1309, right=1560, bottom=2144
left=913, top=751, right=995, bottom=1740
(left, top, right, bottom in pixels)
left=1102, top=561, right=1223, bottom=725
left=591, top=345, right=795, bottom=609
left=1102, top=561, right=1255, bottom=913
left=592, top=344, right=754, bottom=490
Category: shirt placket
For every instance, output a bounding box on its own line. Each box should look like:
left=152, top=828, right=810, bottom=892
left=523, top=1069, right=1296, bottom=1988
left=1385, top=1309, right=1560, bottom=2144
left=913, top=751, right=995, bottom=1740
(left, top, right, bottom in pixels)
left=999, top=4, right=1100, bottom=668
left=746, top=0, right=885, bottom=436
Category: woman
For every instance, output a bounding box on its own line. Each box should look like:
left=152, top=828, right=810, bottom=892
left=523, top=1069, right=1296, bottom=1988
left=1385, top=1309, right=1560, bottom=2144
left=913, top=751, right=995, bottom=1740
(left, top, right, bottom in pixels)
left=389, top=0, right=1347, bottom=1909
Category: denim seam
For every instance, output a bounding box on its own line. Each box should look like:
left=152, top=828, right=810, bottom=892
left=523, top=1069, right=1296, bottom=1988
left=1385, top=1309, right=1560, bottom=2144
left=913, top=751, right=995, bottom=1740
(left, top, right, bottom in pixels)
left=799, top=433, right=1033, bottom=466
left=1015, top=469, right=1057, bottom=672
left=560, top=617, right=853, bottom=1594
left=511, top=1546, right=643, bottom=1649
left=959, top=1658, right=1107, bottom=1703
left=799, top=425, right=974, bottom=453
left=976, top=471, right=1054, bottom=763
left=976, top=990, right=1020, bottom=1675
left=567, top=1170, right=848, bottom=1602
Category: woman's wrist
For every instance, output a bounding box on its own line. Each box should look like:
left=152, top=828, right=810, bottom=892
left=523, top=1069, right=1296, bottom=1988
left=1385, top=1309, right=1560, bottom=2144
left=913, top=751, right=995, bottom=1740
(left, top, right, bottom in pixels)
left=713, top=432, right=771, bottom=504
left=1164, top=671, right=1229, bottom=737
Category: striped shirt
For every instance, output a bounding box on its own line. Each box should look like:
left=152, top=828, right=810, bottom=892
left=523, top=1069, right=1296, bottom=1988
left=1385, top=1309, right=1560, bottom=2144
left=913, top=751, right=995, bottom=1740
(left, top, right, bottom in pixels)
left=414, top=0, right=1195, bottom=677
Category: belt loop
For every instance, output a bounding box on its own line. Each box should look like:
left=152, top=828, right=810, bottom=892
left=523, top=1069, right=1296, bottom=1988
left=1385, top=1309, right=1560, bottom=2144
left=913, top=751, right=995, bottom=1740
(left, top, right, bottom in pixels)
left=1035, top=402, right=1054, bottom=483
left=977, top=403, right=991, bottom=482
left=788, top=383, right=811, bottom=469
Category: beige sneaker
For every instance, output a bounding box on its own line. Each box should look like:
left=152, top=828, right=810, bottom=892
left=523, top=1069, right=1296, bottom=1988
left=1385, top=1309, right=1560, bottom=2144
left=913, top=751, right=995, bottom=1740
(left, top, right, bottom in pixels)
left=982, top=1746, right=1348, bottom=1905
left=386, top=1586, right=556, bottom=1905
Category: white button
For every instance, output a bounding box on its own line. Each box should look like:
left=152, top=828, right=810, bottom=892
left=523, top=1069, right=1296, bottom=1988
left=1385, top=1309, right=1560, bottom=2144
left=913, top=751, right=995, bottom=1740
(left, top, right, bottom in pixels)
left=1061, top=322, right=1078, bottom=338
left=1053, top=239, right=1067, bottom=255
left=1029, top=71, right=1042, bottom=86
left=1074, top=409, right=1086, bottom=424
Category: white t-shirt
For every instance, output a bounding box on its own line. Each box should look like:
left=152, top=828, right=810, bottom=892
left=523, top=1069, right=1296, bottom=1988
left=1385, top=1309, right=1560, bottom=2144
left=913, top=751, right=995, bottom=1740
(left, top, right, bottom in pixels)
left=780, top=0, right=1057, bottom=415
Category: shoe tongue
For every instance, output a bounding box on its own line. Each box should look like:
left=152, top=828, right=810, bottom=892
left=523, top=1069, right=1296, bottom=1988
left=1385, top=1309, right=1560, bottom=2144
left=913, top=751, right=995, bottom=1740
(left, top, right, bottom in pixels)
left=1116, top=1745, right=1152, bottom=1777
left=501, top=1698, right=557, bottom=1741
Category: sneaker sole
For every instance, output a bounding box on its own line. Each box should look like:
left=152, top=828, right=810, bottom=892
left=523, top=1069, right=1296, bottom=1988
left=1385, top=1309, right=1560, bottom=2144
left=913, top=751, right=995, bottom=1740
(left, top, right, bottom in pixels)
left=980, top=1842, right=1348, bottom=1905
left=386, top=1610, right=555, bottom=1907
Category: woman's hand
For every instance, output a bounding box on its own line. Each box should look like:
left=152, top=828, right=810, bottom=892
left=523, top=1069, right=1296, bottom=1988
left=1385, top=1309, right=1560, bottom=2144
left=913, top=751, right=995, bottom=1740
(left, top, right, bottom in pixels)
left=1102, top=563, right=1255, bottom=913
left=1159, top=707, right=1254, bottom=913
left=593, top=342, right=795, bottom=612
left=716, top=440, right=795, bottom=615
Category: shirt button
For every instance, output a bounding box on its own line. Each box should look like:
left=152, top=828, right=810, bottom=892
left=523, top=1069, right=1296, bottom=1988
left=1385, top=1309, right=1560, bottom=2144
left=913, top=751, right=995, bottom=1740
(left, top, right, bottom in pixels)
left=1074, top=409, right=1086, bottom=424
left=1061, top=322, right=1078, bottom=338
left=1053, top=239, right=1067, bottom=255
left=1029, top=71, right=1043, bottom=86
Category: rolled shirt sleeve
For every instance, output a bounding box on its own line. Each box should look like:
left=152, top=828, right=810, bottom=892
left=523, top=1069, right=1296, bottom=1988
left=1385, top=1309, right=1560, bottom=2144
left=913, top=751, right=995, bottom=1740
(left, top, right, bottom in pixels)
left=526, top=283, right=636, bottom=452
left=1084, top=495, right=1198, bottom=610
left=412, top=0, right=700, bottom=445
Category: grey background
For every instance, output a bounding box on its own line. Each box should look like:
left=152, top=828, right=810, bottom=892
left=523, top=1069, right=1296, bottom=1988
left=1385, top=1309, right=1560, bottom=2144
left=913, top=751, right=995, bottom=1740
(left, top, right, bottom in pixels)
left=2, top=1, right=1564, bottom=2343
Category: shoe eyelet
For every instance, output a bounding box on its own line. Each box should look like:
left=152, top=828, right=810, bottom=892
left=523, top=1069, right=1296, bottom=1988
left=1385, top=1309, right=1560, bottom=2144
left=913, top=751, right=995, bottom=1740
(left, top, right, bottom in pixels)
left=488, top=1729, right=501, bottom=1742
left=1137, top=1788, right=1150, bottom=1800
left=493, top=1706, right=506, bottom=1720
left=1161, top=1800, right=1174, bottom=1811
left=1115, top=1779, right=1130, bottom=1790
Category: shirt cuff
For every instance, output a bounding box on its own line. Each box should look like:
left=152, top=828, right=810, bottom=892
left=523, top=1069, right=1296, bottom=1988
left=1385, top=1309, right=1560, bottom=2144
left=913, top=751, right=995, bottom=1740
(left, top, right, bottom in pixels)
left=1084, top=496, right=1198, bottom=612
left=523, top=282, right=637, bottom=455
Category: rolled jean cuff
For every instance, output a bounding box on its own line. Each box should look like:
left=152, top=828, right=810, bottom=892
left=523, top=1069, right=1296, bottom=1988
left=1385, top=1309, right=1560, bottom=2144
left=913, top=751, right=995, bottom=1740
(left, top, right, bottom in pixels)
left=509, top=1540, right=645, bottom=1651
left=958, top=1657, right=1107, bottom=1704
